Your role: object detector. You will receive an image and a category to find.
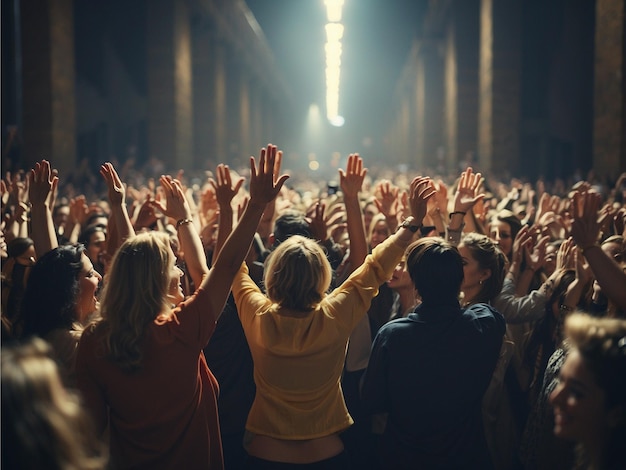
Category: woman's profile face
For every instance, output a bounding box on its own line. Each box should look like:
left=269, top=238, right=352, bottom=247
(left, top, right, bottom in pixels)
left=458, top=244, right=489, bottom=298
left=76, top=254, right=102, bottom=322
left=489, top=220, right=513, bottom=257
left=369, top=220, right=390, bottom=249
left=387, top=260, right=411, bottom=290
left=549, top=349, right=609, bottom=446
left=166, top=247, right=184, bottom=305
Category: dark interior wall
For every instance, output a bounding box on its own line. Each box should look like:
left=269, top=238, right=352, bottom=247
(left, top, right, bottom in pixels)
left=520, top=0, right=595, bottom=182
left=74, top=0, right=149, bottom=168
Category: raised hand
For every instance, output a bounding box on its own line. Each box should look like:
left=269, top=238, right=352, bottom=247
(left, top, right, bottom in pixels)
left=307, top=202, right=328, bottom=242
left=210, top=164, right=244, bottom=209
left=154, top=175, right=191, bottom=223
left=453, top=167, right=484, bottom=214
left=408, top=177, right=436, bottom=224
left=339, top=153, right=367, bottom=199
left=374, top=180, right=399, bottom=219
left=28, top=160, right=58, bottom=208
left=100, top=162, right=126, bottom=207
left=248, top=144, right=289, bottom=206
left=570, top=190, right=602, bottom=250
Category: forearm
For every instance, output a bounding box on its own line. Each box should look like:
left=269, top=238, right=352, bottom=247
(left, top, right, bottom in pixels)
left=177, top=218, right=209, bottom=289
left=30, top=204, right=58, bottom=257
left=583, top=245, right=626, bottom=310
left=209, top=201, right=265, bottom=280
left=344, top=195, right=367, bottom=271
left=214, top=205, right=233, bottom=260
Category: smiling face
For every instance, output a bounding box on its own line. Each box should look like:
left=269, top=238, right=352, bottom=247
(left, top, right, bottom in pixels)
left=549, top=349, right=609, bottom=448
left=75, top=254, right=102, bottom=322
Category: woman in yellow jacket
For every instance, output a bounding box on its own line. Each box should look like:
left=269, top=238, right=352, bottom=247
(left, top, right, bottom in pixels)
left=232, top=174, right=435, bottom=468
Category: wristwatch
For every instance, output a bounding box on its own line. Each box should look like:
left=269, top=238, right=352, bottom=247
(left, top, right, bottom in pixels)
left=400, top=217, right=422, bottom=233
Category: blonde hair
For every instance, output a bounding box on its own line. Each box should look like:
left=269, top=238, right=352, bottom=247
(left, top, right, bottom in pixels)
left=100, top=232, right=173, bottom=372
left=1, top=337, right=106, bottom=469
left=264, top=235, right=332, bottom=311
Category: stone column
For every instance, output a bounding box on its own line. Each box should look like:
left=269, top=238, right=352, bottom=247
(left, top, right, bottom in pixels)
left=478, top=0, right=522, bottom=177
left=147, top=0, right=192, bottom=170
left=415, top=40, right=444, bottom=171
left=444, top=0, right=480, bottom=174
left=21, top=0, right=76, bottom=174
left=593, top=0, right=626, bottom=177
left=192, top=24, right=214, bottom=169
left=238, top=71, right=252, bottom=158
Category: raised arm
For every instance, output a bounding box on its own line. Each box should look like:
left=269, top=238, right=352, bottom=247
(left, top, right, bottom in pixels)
left=210, top=164, right=244, bottom=259
left=153, top=175, right=207, bottom=290
left=571, top=191, right=626, bottom=310
left=339, top=153, right=368, bottom=272
left=447, top=167, right=484, bottom=244
left=28, top=160, right=58, bottom=257
left=100, top=162, right=134, bottom=258
left=201, top=144, right=289, bottom=319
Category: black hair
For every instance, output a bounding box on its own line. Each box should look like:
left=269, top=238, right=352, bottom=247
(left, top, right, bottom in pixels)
left=16, top=245, right=86, bottom=338
left=271, top=210, right=312, bottom=248
left=7, top=237, right=34, bottom=259
left=406, top=237, right=463, bottom=305
left=78, top=225, right=106, bottom=248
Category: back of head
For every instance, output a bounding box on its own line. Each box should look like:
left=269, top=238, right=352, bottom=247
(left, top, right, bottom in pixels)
left=1, top=337, right=106, bottom=469
left=565, top=314, right=626, bottom=411
left=406, top=237, right=463, bottom=305
left=271, top=210, right=312, bottom=248
left=264, top=235, right=332, bottom=311
left=461, top=232, right=507, bottom=303
left=100, top=231, right=172, bottom=372
left=18, top=245, right=85, bottom=338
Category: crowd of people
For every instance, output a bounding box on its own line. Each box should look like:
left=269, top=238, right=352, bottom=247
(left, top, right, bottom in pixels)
left=1, top=146, right=626, bottom=470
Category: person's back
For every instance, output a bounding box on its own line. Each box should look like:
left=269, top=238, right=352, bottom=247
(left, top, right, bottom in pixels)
left=362, top=237, right=505, bottom=469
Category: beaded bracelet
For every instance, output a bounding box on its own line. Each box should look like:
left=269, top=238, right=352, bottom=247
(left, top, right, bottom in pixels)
left=176, top=218, right=193, bottom=229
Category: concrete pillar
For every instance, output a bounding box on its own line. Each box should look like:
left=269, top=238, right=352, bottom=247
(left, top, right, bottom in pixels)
left=399, top=96, right=411, bottom=166
left=21, top=0, right=76, bottom=174
left=478, top=0, right=522, bottom=177
left=249, top=82, right=263, bottom=152
left=593, top=0, right=626, bottom=177
left=212, top=43, right=228, bottom=166
left=147, top=0, right=192, bottom=170
left=192, top=25, right=214, bottom=169
left=444, top=0, right=480, bottom=175
left=238, top=71, right=252, bottom=158
left=415, top=40, right=444, bottom=171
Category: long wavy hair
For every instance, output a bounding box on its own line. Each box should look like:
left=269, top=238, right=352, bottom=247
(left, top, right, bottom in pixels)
left=1, top=337, right=106, bottom=469
left=17, top=245, right=86, bottom=338
left=99, top=232, right=172, bottom=372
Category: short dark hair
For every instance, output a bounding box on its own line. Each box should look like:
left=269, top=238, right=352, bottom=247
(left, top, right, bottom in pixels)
left=78, top=225, right=106, bottom=247
left=406, top=237, right=463, bottom=304
left=271, top=210, right=312, bottom=248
